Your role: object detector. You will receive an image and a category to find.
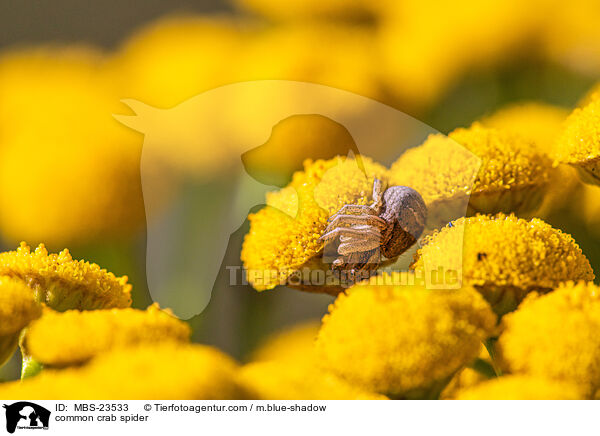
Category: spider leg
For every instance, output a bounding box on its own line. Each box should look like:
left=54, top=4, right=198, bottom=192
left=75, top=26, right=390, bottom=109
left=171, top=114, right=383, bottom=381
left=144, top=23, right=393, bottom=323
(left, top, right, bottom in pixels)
left=348, top=249, right=381, bottom=273
left=324, top=214, right=387, bottom=234
left=319, top=225, right=382, bottom=244
left=337, top=232, right=381, bottom=255
left=363, top=249, right=381, bottom=265
left=328, top=204, right=377, bottom=221
left=332, top=257, right=345, bottom=268
left=370, top=178, right=387, bottom=213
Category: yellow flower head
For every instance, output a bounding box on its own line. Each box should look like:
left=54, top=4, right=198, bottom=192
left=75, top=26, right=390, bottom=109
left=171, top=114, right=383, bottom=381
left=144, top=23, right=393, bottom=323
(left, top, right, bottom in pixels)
left=0, top=243, right=132, bottom=311
left=541, top=0, right=600, bottom=76
left=0, top=343, right=246, bottom=400
left=238, top=361, right=386, bottom=400
left=0, top=47, right=144, bottom=246
left=241, top=155, right=388, bottom=292
left=488, top=101, right=578, bottom=218
left=389, top=133, right=480, bottom=228
left=250, top=320, right=320, bottom=364
left=22, top=304, right=190, bottom=367
left=448, top=123, right=553, bottom=216
left=0, top=277, right=42, bottom=366
left=378, top=0, right=538, bottom=108
left=315, top=281, right=497, bottom=398
left=412, top=214, right=594, bottom=315
left=496, top=282, right=600, bottom=396
left=555, top=96, right=600, bottom=185
left=236, top=23, right=382, bottom=102
left=480, top=102, right=569, bottom=152
left=0, top=277, right=42, bottom=337
left=113, top=16, right=244, bottom=109
left=453, top=375, right=584, bottom=400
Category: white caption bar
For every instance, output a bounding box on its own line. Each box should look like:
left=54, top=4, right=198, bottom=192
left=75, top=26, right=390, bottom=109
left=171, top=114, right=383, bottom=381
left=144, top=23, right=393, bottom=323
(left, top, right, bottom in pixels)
left=0, top=400, right=593, bottom=435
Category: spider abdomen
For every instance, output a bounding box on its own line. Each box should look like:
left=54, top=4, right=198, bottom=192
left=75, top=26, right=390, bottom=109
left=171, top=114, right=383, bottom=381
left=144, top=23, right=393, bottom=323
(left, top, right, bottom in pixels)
left=380, top=186, right=427, bottom=258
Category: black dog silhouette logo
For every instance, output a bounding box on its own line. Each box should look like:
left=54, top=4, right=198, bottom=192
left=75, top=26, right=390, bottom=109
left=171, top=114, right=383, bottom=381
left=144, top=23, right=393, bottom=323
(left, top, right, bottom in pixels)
left=3, top=402, right=50, bottom=433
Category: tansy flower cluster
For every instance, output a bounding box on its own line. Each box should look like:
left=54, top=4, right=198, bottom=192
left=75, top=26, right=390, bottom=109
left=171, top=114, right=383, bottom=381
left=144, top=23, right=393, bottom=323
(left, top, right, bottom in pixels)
left=480, top=102, right=569, bottom=152
left=0, top=343, right=248, bottom=400
left=237, top=77, right=600, bottom=399
left=479, top=102, right=579, bottom=217
left=0, top=278, right=42, bottom=366
left=3, top=0, right=600, bottom=403
left=387, top=123, right=555, bottom=229
left=237, top=79, right=600, bottom=400
left=453, top=375, right=585, bottom=400
left=249, top=320, right=320, bottom=364
left=555, top=95, right=600, bottom=185
left=495, top=282, right=600, bottom=397
left=447, top=123, right=553, bottom=216
left=412, top=214, right=594, bottom=314
left=388, top=133, right=481, bottom=228
left=315, top=282, right=496, bottom=398
left=21, top=304, right=191, bottom=367
left=0, top=242, right=132, bottom=311
left=241, top=155, right=388, bottom=292
left=238, top=361, right=387, bottom=400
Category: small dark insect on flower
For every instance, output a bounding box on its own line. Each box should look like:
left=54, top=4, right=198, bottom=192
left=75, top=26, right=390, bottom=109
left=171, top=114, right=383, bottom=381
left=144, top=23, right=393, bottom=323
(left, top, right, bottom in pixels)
left=319, top=178, right=427, bottom=278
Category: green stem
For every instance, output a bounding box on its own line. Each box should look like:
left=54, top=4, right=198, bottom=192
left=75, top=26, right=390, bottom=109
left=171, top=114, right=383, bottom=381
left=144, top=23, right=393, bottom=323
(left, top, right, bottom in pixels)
left=470, top=358, right=497, bottom=379
left=0, top=333, right=20, bottom=369
left=483, top=338, right=503, bottom=377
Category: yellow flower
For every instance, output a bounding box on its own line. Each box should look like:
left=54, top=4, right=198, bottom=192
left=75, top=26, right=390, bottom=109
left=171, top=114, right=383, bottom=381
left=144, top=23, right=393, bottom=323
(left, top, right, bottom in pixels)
left=0, top=277, right=42, bottom=337
left=0, top=343, right=246, bottom=399
left=480, top=102, right=569, bottom=152
left=241, top=155, right=388, bottom=292
left=315, top=281, right=496, bottom=398
left=378, top=0, right=539, bottom=108
left=236, top=23, right=383, bottom=102
left=496, top=282, right=600, bottom=396
left=541, top=0, right=600, bottom=76
left=0, top=47, right=144, bottom=246
left=388, top=133, right=481, bottom=228
left=238, top=361, right=386, bottom=400
left=0, top=243, right=132, bottom=311
left=453, top=375, right=584, bottom=400
left=478, top=103, right=578, bottom=217
left=412, top=214, right=594, bottom=315
left=22, top=304, right=190, bottom=367
left=250, top=320, right=320, bottom=364
left=0, top=277, right=42, bottom=366
left=555, top=96, right=600, bottom=186
left=113, top=16, right=244, bottom=109
left=448, top=123, right=553, bottom=216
